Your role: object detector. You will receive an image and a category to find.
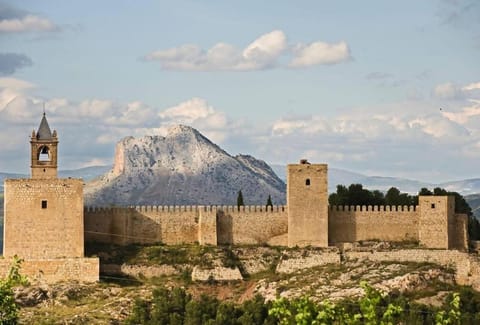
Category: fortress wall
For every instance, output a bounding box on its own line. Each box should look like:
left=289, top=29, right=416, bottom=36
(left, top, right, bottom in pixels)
left=85, top=206, right=200, bottom=245
left=0, top=258, right=99, bottom=283
left=328, top=205, right=419, bottom=243
left=198, top=207, right=217, bottom=245
left=216, top=205, right=288, bottom=245
left=85, top=205, right=288, bottom=246
left=453, top=213, right=468, bottom=251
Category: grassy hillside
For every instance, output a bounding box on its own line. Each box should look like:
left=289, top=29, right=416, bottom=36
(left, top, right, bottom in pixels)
left=17, top=243, right=476, bottom=323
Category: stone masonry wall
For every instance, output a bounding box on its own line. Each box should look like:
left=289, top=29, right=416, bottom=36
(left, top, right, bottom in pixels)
left=418, top=196, right=453, bottom=249
left=453, top=213, right=468, bottom=251
left=0, top=257, right=99, bottom=283
left=85, top=206, right=199, bottom=245
left=4, top=179, right=84, bottom=259
left=288, top=164, right=328, bottom=247
left=329, top=206, right=418, bottom=243
left=216, top=205, right=287, bottom=245
left=84, top=205, right=287, bottom=246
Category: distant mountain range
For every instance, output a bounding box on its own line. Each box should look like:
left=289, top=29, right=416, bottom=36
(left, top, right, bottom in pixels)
left=0, top=166, right=111, bottom=192
left=271, top=165, right=480, bottom=196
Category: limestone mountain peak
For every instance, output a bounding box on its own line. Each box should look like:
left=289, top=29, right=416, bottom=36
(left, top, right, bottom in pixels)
left=85, top=125, right=286, bottom=206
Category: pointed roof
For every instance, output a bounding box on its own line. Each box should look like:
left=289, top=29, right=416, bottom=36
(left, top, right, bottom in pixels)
left=36, top=113, right=53, bottom=140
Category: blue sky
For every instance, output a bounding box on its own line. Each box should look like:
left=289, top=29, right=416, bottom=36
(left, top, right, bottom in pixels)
left=0, top=0, right=479, bottom=182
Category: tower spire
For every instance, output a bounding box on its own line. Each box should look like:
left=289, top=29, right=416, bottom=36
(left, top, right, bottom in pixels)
left=30, top=112, right=58, bottom=179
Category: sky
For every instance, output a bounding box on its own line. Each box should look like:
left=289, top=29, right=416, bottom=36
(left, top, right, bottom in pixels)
left=0, top=0, right=479, bottom=183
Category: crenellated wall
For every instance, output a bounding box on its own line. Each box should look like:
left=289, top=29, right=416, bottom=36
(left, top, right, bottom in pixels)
left=84, top=201, right=468, bottom=250
left=84, top=205, right=288, bottom=246
left=328, top=205, right=419, bottom=243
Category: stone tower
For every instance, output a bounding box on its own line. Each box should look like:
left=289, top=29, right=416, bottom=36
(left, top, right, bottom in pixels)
left=30, top=112, right=58, bottom=179
left=2, top=114, right=99, bottom=282
left=287, top=160, right=328, bottom=247
left=418, top=195, right=455, bottom=249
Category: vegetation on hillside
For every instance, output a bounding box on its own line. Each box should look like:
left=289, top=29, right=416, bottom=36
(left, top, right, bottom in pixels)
left=0, top=256, right=29, bottom=324
left=126, top=283, right=480, bottom=325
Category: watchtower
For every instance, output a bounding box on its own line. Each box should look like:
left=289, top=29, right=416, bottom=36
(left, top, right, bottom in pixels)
left=287, top=160, right=328, bottom=247
left=30, top=112, right=58, bottom=179
left=418, top=196, right=455, bottom=249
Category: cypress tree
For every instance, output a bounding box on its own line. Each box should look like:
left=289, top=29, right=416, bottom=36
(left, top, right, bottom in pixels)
left=266, top=195, right=273, bottom=208
left=237, top=190, right=244, bottom=209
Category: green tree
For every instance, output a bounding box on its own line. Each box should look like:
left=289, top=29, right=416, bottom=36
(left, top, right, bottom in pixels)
left=0, top=256, right=29, bottom=325
left=385, top=187, right=415, bottom=206
left=266, top=195, right=273, bottom=208
left=125, top=298, right=151, bottom=325
left=419, top=187, right=433, bottom=196
left=237, top=190, right=244, bottom=208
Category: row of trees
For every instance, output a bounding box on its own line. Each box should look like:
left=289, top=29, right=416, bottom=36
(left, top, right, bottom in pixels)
left=126, top=284, right=480, bottom=324
left=329, top=184, right=480, bottom=240
left=236, top=190, right=273, bottom=208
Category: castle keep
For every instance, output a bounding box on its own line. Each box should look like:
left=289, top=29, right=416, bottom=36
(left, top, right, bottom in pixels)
left=2, top=114, right=99, bottom=283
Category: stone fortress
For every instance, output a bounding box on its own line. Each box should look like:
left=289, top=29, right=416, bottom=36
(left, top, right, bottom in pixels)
left=0, top=114, right=474, bottom=283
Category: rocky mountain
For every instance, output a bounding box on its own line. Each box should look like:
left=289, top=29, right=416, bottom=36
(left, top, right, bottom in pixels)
left=84, top=125, right=286, bottom=206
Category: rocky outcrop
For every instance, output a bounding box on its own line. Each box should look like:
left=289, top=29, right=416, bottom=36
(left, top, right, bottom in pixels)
left=191, top=266, right=243, bottom=282
left=85, top=125, right=286, bottom=206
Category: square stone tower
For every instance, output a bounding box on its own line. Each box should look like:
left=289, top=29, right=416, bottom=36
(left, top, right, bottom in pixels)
left=418, top=195, right=455, bottom=249
left=2, top=114, right=98, bottom=282
left=287, top=160, right=328, bottom=247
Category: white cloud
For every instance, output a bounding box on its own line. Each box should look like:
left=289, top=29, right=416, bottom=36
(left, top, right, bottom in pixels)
left=160, top=98, right=216, bottom=121
left=143, top=30, right=350, bottom=71
left=158, top=98, right=228, bottom=142
left=442, top=100, right=480, bottom=124
left=0, top=77, right=35, bottom=90
left=463, top=82, right=480, bottom=91
left=289, top=41, right=351, bottom=67
left=432, top=82, right=464, bottom=99
left=0, top=14, right=57, bottom=33
left=144, top=30, right=287, bottom=71
left=240, top=30, right=287, bottom=69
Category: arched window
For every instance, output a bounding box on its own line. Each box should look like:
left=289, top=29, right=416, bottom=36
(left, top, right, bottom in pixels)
left=306, top=178, right=311, bottom=186
left=38, top=146, right=50, bottom=161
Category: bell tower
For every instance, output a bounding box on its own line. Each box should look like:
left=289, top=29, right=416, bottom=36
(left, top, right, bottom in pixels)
left=30, top=113, right=58, bottom=179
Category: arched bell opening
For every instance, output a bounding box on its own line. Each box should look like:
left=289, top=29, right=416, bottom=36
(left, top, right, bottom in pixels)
left=38, top=145, right=51, bottom=161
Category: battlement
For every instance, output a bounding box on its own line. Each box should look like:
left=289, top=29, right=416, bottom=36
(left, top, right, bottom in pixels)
left=85, top=205, right=287, bottom=213
left=329, top=205, right=417, bottom=212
